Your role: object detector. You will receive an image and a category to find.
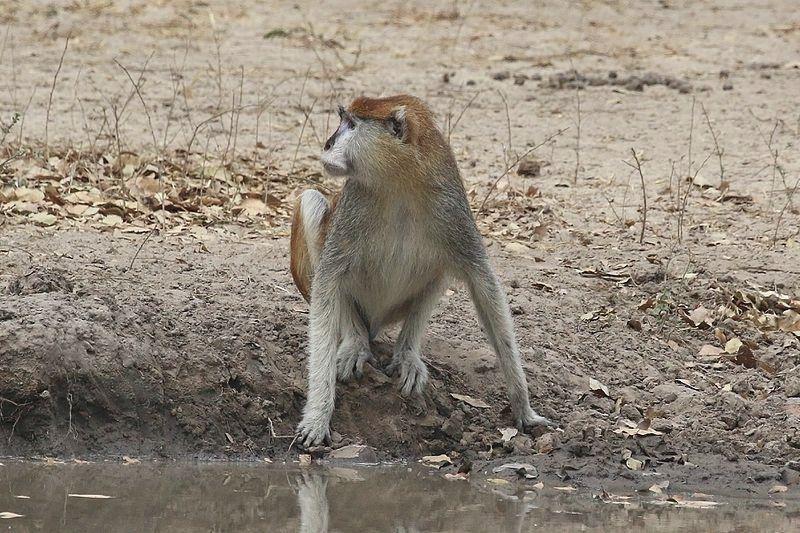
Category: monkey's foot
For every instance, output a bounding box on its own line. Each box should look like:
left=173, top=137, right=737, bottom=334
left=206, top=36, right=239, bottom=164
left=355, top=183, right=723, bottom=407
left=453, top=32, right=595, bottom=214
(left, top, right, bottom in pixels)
left=336, top=344, right=374, bottom=382
left=296, top=414, right=332, bottom=448
left=515, top=406, right=555, bottom=430
left=386, top=351, right=429, bottom=396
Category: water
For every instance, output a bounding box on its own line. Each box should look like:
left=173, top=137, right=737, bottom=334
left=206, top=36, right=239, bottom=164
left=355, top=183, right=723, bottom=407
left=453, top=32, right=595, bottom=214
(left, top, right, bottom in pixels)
left=0, top=461, right=796, bottom=532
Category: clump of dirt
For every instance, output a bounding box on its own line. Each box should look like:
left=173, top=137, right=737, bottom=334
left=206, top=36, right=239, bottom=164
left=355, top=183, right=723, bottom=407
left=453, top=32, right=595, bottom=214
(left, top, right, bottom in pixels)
left=543, top=69, right=694, bottom=93
left=6, top=267, right=74, bottom=295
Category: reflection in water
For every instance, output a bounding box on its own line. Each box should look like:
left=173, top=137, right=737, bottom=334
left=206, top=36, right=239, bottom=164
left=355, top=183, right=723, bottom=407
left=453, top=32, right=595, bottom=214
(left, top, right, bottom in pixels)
left=0, top=461, right=796, bottom=532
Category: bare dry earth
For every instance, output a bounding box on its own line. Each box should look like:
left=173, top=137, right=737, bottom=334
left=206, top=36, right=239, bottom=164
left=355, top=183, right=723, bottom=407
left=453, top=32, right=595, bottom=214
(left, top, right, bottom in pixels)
left=1, top=0, right=800, bottom=497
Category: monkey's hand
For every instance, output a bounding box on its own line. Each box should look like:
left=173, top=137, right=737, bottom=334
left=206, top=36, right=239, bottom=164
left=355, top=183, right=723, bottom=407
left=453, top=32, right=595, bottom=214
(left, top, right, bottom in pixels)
left=515, top=404, right=555, bottom=430
left=297, top=412, right=332, bottom=448
left=387, top=350, right=429, bottom=396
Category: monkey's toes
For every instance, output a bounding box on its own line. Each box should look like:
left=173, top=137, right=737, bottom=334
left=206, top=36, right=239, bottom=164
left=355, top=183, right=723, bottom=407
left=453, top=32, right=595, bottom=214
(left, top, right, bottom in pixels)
left=515, top=409, right=556, bottom=430
left=296, top=419, right=331, bottom=448
left=336, top=347, right=374, bottom=382
left=388, top=353, right=429, bottom=397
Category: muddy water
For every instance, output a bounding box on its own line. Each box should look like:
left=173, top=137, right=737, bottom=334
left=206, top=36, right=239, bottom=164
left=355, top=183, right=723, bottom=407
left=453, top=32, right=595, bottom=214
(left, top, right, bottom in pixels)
left=0, top=462, right=796, bottom=532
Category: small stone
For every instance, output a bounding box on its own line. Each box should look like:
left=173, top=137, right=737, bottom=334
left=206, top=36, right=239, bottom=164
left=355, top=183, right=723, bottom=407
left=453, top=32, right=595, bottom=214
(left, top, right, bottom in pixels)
left=517, top=157, right=541, bottom=177
left=781, top=468, right=800, bottom=486
left=625, top=77, right=644, bottom=91
left=784, top=377, right=800, bottom=398
left=513, top=74, right=527, bottom=86
left=466, top=79, right=476, bottom=86
left=492, top=71, right=510, bottom=81
left=442, top=72, right=451, bottom=83
left=722, top=82, right=733, bottom=91
left=442, top=411, right=465, bottom=440
left=534, top=432, right=558, bottom=454
left=620, top=403, right=642, bottom=421
left=608, top=70, right=618, bottom=79
left=650, top=417, right=674, bottom=433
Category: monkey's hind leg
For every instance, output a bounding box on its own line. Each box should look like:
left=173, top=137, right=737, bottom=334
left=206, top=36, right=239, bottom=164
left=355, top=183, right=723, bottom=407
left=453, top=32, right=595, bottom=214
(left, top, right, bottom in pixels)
left=336, top=322, right=374, bottom=383
left=387, top=279, right=446, bottom=396
left=290, top=189, right=331, bottom=302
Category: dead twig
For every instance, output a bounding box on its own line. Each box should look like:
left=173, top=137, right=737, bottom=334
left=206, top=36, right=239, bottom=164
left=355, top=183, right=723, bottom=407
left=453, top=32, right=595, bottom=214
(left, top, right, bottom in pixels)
left=127, top=229, right=156, bottom=271
left=45, top=35, right=70, bottom=160
left=700, top=102, right=725, bottom=187
left=623, top=148, right=648, bottom=244
left=114, top=53, right=158, bottom=152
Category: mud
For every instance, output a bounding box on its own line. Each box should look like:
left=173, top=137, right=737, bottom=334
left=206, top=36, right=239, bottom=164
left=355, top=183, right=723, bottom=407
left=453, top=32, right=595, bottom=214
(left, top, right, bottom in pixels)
left=1, top=0, right=799, bottom=497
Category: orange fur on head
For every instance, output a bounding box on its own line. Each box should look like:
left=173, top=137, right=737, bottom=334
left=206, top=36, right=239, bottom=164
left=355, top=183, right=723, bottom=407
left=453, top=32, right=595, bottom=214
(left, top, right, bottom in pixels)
left=348, top=94, right=438, bottom=147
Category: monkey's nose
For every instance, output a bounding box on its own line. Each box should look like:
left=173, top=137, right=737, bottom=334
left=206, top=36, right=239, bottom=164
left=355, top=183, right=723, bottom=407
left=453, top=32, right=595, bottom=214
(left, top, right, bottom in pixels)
left=324, top=133, right=336, bottom=151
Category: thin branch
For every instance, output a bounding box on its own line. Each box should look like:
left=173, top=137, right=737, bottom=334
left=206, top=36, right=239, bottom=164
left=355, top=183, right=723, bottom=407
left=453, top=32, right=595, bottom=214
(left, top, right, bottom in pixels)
left=114, top=53, right=158, bottom=152
left=45, top=35, right=70, bottom=160
left=624, top=148, right=648, bottom=244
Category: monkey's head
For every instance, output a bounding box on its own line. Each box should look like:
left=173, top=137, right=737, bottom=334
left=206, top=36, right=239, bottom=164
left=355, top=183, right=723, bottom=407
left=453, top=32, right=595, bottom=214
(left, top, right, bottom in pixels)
left=321, top=95, right=446, bottom=186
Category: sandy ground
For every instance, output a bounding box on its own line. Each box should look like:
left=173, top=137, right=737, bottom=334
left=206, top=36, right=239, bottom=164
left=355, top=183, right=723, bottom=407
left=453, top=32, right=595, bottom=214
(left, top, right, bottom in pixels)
left=1, top=0, right=800, bottom=496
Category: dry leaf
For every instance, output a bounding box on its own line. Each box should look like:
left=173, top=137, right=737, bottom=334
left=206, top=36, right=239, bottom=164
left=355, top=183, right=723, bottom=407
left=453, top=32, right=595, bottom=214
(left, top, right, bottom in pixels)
left=487, top=478, right=511, bottom=485
left=553, top=486, right=578, bottom=492
left=698, top=344, right=724, bottom=356
left=499, top=428, right=518, bottom=442
left=450, top=393, right=490, bottom=409
left=614, top=418, right=664, bottom=437
left=420, top=454, right=452, bottom=468
left=649, top=480, right=670, bottom=495
left=589, top=377, right=611, bottom=398
left=122, top=456, right=140, bottom=465
left=298, top=454, right=312, bottom=467
left=13, top=187, right=45, bottom=203
left=724, top=338, right=743, bottom=354
left=768, top=485, right=788, bottom=494
left=686, top=305, right=713, bottom=327
left=29, top=212, right=57, bottom=226
left=626, top=457, right=644, bottom=470
left=492, top=462, right=538, bottom=479
left=68, top=494, right=115, bottom=499
left=0, top=512, right=24, bottom=519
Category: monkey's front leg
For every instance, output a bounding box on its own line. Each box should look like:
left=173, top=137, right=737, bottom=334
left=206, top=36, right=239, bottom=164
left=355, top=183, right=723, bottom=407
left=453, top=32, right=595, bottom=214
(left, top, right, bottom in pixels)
left=297, top=289, right=343, bottom=447
left=387, top=281, right=445, bottom=396
left=298, top=288, right=368, bottom=446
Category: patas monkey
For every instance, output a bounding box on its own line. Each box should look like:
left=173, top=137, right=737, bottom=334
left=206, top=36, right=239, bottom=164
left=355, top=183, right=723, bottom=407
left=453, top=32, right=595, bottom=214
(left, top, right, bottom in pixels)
left=291, top=95, right=552, bottom=447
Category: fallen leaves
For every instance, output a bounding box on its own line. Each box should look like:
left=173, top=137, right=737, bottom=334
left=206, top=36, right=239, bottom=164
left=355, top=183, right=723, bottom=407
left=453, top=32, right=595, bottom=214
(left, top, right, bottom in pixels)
left=614, top=418, right=664, bottom=438
left=67, top=494, right=115, bottom=499
left=0, top=512, right=24, bottom=519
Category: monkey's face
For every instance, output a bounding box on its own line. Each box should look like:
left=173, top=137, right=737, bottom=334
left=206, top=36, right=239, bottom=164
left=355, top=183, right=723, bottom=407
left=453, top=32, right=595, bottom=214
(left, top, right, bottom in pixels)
left=321, top=106, right=357, bottom=177
left=321, top=105, right=409, bottom=184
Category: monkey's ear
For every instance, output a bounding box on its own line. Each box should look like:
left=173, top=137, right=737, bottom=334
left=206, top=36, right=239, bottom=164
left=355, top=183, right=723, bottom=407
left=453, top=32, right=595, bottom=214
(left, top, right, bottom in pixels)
left=387, top=106, right=407, bottom=141
left=337, top=105, right=347, bottom=119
